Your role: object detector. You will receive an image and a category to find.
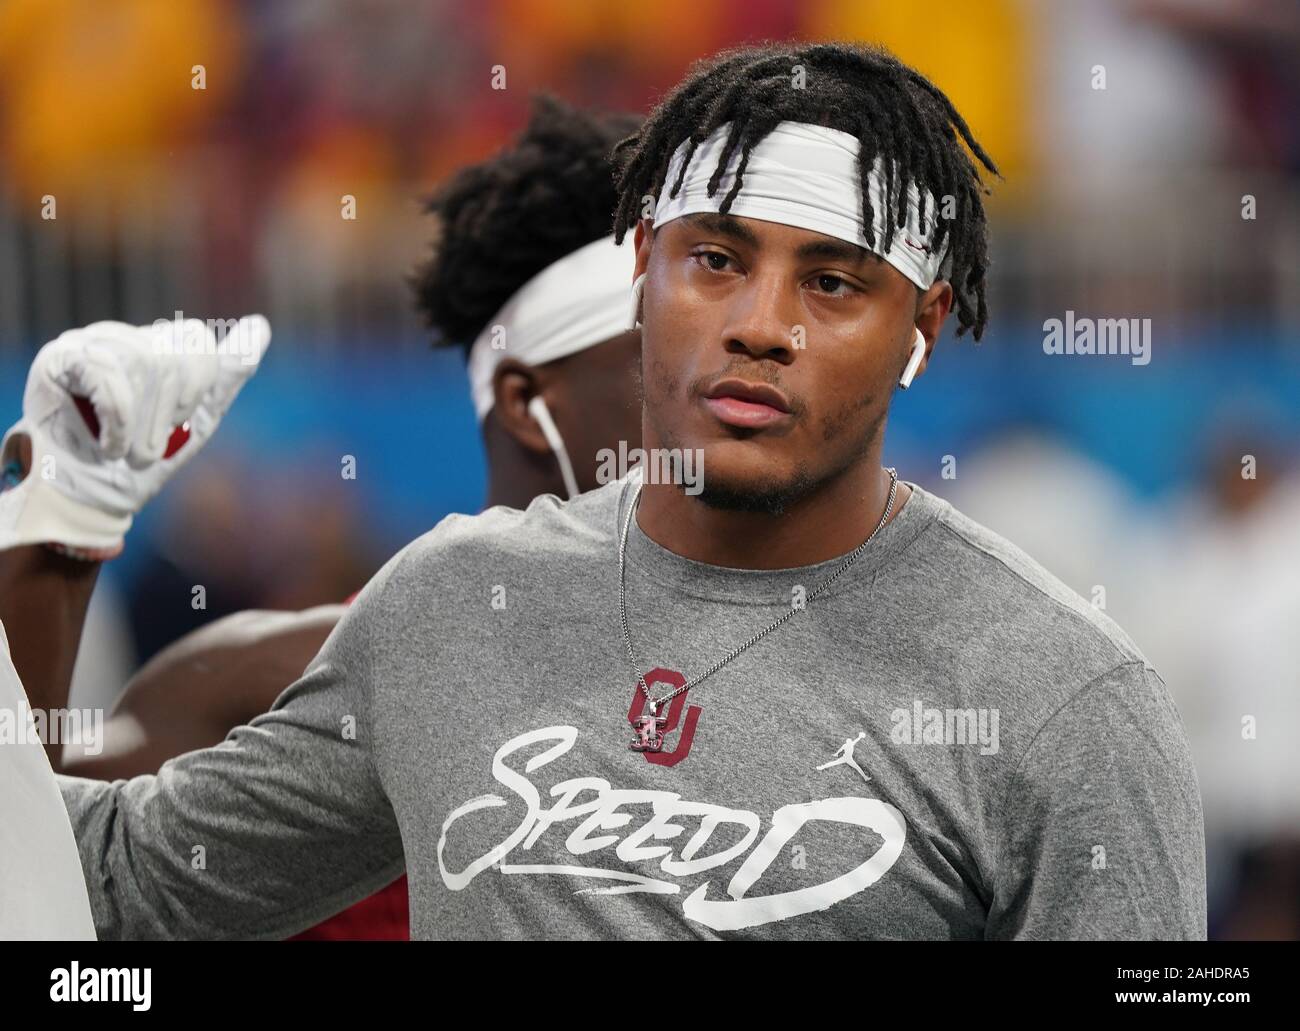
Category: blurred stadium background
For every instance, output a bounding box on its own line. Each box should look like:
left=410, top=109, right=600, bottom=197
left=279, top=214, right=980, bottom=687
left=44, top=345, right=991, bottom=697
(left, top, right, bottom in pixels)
left=1, top=0, right=1296, bottom=939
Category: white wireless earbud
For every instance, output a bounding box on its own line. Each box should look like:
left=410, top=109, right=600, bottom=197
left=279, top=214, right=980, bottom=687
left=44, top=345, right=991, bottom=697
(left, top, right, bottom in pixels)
left=629, top=273, right=647, bottom=330
left=899, top=328, right=927, bottom=390
left=527, top=395, right=580, bottom=500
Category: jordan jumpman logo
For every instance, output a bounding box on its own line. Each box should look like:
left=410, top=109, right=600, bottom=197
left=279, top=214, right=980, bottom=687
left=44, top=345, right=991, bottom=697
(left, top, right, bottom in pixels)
left=816, top=731, right=871, bottom=783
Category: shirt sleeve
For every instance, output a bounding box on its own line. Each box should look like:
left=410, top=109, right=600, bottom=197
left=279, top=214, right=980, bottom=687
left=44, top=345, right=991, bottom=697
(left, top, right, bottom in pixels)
left=55, top=548, right=411, bottom=941
left=986, top=660, right=1207, bottom=940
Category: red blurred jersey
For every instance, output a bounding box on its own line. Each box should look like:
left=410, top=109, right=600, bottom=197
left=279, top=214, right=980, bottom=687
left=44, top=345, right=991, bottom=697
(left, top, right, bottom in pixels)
left=288, top=876, right=409, bottom=941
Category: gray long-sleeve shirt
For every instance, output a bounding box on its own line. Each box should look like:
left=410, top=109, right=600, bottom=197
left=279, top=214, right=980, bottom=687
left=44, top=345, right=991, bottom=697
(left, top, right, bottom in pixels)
left=57, top=477, right=1208, bottom=939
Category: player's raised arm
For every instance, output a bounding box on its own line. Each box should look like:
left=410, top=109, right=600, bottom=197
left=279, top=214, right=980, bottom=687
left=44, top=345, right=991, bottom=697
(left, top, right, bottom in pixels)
left=55, top=544, right=409, bottom=941
left=0, top=316, right=270, bottom=758
left=58, top=604, right=346, bottom=780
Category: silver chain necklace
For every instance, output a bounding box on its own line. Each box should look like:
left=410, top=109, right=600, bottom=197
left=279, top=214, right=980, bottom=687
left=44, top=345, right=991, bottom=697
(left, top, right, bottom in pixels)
left=618, top=466, right=900, bottom=752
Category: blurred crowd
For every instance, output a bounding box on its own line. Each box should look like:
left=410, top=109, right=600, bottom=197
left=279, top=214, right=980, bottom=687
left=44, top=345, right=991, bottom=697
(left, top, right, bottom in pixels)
left=1, top=0, right=1297, bottom=939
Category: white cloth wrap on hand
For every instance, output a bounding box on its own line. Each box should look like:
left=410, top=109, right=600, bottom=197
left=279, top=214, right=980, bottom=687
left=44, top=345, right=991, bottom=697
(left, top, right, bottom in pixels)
left=0, top=316, right=270, bottom=558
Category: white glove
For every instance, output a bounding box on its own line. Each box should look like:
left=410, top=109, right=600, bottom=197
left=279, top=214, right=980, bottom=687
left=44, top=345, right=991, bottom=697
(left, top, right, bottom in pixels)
left=0, top=315, right=270, bottom=559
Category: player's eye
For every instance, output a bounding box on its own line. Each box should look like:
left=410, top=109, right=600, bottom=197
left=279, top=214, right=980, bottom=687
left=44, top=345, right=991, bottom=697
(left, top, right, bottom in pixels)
left=809, top=273, right=856, bottom=297
left=693, top=249, right=735, bottom=273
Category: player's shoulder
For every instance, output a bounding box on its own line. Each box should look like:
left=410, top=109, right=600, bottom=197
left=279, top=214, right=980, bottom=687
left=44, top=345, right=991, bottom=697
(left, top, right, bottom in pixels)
left=906, top=482, right=1151, bottom=676
left=380, top=477, right=626, bottom=587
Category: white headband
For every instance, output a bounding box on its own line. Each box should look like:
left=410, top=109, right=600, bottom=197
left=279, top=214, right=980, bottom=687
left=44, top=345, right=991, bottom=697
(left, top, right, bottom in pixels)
left=652, top=121, right=949, bottom=290
left=467, top=234, right=636, bottom=421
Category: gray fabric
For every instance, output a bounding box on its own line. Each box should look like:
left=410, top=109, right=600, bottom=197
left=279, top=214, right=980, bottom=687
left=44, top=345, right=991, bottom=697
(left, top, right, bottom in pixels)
left=57, top=476, right=1207, bottom=939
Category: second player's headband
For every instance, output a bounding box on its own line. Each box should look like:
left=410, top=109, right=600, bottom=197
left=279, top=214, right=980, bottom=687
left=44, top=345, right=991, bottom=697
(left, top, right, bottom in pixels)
left=652, top=120, right=949, bottom=290
left=467, top=235, right=635, bottom=421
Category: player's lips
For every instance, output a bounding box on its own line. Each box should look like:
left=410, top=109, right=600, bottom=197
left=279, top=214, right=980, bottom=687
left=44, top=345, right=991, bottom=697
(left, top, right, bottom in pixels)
left=701, top=378, right=793, bottom=429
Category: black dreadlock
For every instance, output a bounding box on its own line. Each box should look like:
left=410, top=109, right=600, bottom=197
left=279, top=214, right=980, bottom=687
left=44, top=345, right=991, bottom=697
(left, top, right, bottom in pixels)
left=412, top=95, right=642, bottom=351
left=612, top=42, right=1000, bottom=340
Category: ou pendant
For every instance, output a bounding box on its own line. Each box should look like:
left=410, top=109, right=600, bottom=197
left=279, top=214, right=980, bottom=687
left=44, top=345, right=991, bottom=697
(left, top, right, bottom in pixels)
left=629, top=708, right=667, bottom=752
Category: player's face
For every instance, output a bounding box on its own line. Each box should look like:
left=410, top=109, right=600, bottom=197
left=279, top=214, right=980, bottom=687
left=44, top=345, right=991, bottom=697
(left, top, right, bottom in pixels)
left=634, top=213, right=935, bottom=512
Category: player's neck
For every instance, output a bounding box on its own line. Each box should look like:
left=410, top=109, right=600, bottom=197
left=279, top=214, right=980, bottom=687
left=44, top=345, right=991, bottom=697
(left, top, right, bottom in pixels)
left=484, top=447, right=571, bottom=511
left=485, top=473, right=562, bottom=511
left=635, top=458, right=909, bottom=571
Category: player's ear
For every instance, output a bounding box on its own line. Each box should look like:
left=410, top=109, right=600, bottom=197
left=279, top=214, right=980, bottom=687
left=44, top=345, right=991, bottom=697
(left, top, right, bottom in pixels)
left=491, top=359, right=550, bottom=455
left=909, top=280, right=953, bottom=382
left=633, top=219, right=653, bottom=279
